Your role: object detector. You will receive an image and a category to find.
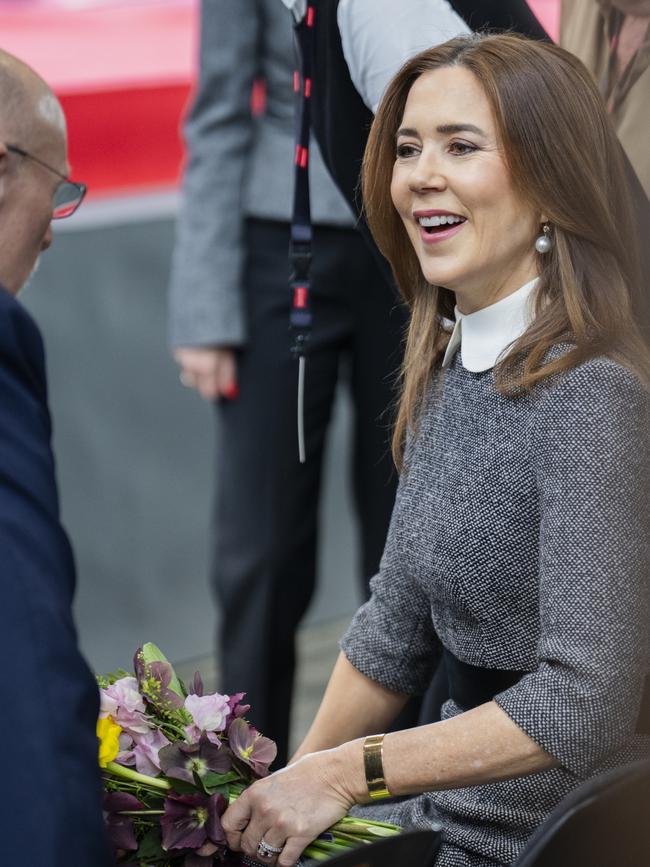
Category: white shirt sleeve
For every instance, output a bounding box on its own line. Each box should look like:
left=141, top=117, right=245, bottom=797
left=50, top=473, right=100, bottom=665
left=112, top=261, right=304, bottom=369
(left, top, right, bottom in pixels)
left=337, top=0, right=471, bottom=113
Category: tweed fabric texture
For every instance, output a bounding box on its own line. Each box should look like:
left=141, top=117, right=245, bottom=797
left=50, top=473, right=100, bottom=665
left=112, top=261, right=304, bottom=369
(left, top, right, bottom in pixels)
left=341, top=350, right=650, bottom=866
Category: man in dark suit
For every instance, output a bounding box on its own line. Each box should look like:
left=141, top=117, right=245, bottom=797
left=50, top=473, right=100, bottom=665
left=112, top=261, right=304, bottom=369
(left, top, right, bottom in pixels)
left=0, top=50, right=111, bottom=865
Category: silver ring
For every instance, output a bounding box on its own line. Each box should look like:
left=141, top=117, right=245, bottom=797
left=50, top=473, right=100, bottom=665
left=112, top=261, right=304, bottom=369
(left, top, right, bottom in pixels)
left=179, top=372, right=193, bottom=387
left=257, top=838, right=284, bottom=858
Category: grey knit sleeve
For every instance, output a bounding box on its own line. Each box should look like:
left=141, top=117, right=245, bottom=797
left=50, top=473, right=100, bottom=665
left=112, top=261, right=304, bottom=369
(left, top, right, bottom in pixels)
left=340, top=467, right=442, bottom=695
left=495, top=359, right=650, bottom=777
left=168, top=0, right=260, bottom=348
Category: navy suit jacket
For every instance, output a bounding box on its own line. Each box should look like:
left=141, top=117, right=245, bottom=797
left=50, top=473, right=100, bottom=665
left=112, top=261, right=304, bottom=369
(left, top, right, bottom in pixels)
left=0, top=287, right=111, bottom=865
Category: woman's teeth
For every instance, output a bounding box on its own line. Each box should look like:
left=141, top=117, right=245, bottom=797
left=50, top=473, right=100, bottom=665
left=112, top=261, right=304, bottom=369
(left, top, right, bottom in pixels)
left=417, top=214, right=465, bottom=228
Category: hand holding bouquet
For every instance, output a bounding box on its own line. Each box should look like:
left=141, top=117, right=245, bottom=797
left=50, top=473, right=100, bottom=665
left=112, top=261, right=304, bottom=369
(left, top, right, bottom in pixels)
left=98, top=644, right=399, bottom=865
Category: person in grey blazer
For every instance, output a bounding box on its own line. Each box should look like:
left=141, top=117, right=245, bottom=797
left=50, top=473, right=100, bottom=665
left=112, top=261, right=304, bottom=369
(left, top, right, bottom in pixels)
left=168, top=0, right=406, bottom=767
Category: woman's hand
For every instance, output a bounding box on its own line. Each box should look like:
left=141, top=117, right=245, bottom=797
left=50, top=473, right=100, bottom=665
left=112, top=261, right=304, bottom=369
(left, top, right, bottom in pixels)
left=222, top=744, right=363, bottom=866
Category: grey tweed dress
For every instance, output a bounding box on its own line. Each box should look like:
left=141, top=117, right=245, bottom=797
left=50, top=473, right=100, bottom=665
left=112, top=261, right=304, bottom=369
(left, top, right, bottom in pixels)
left=341, top=348, right=650, bottom=866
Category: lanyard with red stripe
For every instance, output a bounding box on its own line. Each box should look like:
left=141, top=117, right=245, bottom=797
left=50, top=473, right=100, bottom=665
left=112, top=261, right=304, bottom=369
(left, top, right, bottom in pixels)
left=290, top=3, right=316, bottom=463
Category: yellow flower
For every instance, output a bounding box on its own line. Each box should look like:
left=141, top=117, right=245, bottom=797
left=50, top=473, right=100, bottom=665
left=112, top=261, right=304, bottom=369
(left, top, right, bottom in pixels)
left=97, top=715, right=122, bottom=768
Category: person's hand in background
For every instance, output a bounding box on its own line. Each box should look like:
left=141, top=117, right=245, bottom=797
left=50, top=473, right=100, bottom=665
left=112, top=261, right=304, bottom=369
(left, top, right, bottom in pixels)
left=174, top=347, right=238, bottom=401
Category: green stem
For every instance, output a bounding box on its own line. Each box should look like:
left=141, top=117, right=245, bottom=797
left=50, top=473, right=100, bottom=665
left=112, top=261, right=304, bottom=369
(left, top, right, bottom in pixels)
left=119, top=810, right=165, bottom=816
left=305, top=840, right=349, bottom=855
left=335, top=816, right=400, bottom=831
left=330, top=830, right=373, bottom=846
left=301, top=846, right=330, bottom=861
left=315, top=842, right=349, bottom=853
left=104, top=762, right=171, bottom=791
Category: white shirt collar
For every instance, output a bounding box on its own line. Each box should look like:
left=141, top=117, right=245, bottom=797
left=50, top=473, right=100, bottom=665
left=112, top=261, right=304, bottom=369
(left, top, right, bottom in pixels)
left=441, top=278, right=539, bottom=373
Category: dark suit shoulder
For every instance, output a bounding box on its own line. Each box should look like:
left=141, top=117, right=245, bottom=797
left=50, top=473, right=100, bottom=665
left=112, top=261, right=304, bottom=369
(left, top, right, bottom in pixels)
left=0, top=285, right=47, bottom=402
left=0, top=287, right=53, bottom=502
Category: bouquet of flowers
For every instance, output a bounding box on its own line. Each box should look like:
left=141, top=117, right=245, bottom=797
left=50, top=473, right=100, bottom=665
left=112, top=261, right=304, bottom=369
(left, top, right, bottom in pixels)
left=98, top=643, right=400, bottom=865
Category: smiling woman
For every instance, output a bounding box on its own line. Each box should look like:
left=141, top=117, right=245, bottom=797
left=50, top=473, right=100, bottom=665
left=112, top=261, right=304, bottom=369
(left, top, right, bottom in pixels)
left=362, top=32, right=650, bottom=466
left=220, top=33, right=650, bottom=867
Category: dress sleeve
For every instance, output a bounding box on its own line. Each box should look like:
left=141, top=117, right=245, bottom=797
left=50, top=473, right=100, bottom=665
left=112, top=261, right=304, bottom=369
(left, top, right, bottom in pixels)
left=168, top=0, right=260, bottom=348
left=340, top=456, right=442, bottom=695
left=495, top=360, right=650, bottom=777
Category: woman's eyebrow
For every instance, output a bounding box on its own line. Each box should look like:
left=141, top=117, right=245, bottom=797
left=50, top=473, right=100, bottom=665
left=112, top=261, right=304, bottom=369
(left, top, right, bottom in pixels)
left=396, top=127, right=420, bottom=139
left=437, top=123, right=486, bottom=136
left=396, top=123, right=487, bottom=139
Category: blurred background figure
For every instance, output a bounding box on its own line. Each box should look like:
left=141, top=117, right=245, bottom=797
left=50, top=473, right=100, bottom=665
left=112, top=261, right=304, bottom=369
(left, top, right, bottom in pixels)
left=561, top=0, right=650, bottom=197
left=168, top=0, right=406, bottom=769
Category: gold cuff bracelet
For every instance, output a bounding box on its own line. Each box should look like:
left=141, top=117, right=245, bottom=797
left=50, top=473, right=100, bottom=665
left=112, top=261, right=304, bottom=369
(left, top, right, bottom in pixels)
left=363, top=733, right=391, bottom=800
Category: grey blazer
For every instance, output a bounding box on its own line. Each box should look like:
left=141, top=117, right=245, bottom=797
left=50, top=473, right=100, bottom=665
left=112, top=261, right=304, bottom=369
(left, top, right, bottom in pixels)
left=168, top=0, right=354, bottom=348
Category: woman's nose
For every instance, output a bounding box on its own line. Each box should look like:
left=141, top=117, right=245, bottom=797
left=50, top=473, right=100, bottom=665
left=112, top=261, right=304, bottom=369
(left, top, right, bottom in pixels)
left=408, top=151, right=447, bottom=193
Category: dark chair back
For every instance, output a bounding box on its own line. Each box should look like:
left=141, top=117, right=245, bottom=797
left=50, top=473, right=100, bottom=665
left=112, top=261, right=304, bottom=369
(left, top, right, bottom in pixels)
left=323, top=829, right=441, bottom=867
left=515, top=759, right=650, bottom=867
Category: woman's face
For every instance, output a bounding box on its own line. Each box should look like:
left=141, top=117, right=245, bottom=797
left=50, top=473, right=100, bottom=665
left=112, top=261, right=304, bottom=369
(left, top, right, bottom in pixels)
left=390, top=66, right=541, bottom=313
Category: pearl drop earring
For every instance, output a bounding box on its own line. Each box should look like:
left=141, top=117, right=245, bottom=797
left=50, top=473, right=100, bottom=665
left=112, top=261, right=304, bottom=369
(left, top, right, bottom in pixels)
left=535, top=223, right=552, bottom=254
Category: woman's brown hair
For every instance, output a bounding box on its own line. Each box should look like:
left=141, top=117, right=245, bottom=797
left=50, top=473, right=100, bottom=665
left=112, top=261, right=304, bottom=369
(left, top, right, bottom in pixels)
left=362, top=33, right=650, bottom=467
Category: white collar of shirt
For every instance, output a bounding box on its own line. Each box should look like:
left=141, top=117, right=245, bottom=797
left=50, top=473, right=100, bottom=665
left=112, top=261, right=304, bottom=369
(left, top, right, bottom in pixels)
left=441, top=278, right=539, bottom=373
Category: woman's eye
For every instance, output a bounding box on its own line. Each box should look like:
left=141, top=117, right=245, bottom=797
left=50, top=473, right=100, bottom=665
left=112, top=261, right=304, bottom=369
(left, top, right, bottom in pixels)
left=396, top=143, right=419, bottom=158
left=448, top=141, right=477, bottom=156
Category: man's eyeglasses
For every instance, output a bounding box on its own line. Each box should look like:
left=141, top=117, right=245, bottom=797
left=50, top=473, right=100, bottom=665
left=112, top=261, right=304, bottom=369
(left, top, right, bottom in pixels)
left=6, top=144, right=87, bottom=219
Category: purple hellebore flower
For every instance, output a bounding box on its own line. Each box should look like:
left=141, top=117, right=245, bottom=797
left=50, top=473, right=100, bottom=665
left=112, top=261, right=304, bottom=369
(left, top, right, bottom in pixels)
left=225, top=692, right=251, bottom=730
left=160, top=793, right=227, bottom=852
left=103, top=792, right=145, bottom=852
left=228, top=718, right=277, bottom=777
left=159, top=734, right=232, bottom=784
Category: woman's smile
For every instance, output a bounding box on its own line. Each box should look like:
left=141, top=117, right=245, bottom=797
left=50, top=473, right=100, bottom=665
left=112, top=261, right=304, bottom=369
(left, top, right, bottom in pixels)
left=414, top=209, right=468, bottom=244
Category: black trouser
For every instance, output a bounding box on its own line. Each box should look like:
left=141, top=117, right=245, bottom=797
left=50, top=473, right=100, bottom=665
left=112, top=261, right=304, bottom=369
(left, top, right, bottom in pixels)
left=212, top=219, right=406, bottom=766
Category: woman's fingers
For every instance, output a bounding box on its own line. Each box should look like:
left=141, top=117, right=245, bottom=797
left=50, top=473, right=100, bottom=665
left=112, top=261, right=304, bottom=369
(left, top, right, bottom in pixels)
left=238, top=790, right=286, bottom=857
left=278, top=835, right=313, bottom=867
left=243, top=825, right=288, bottom=865
left=221, top=789, right=251, bottom=852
